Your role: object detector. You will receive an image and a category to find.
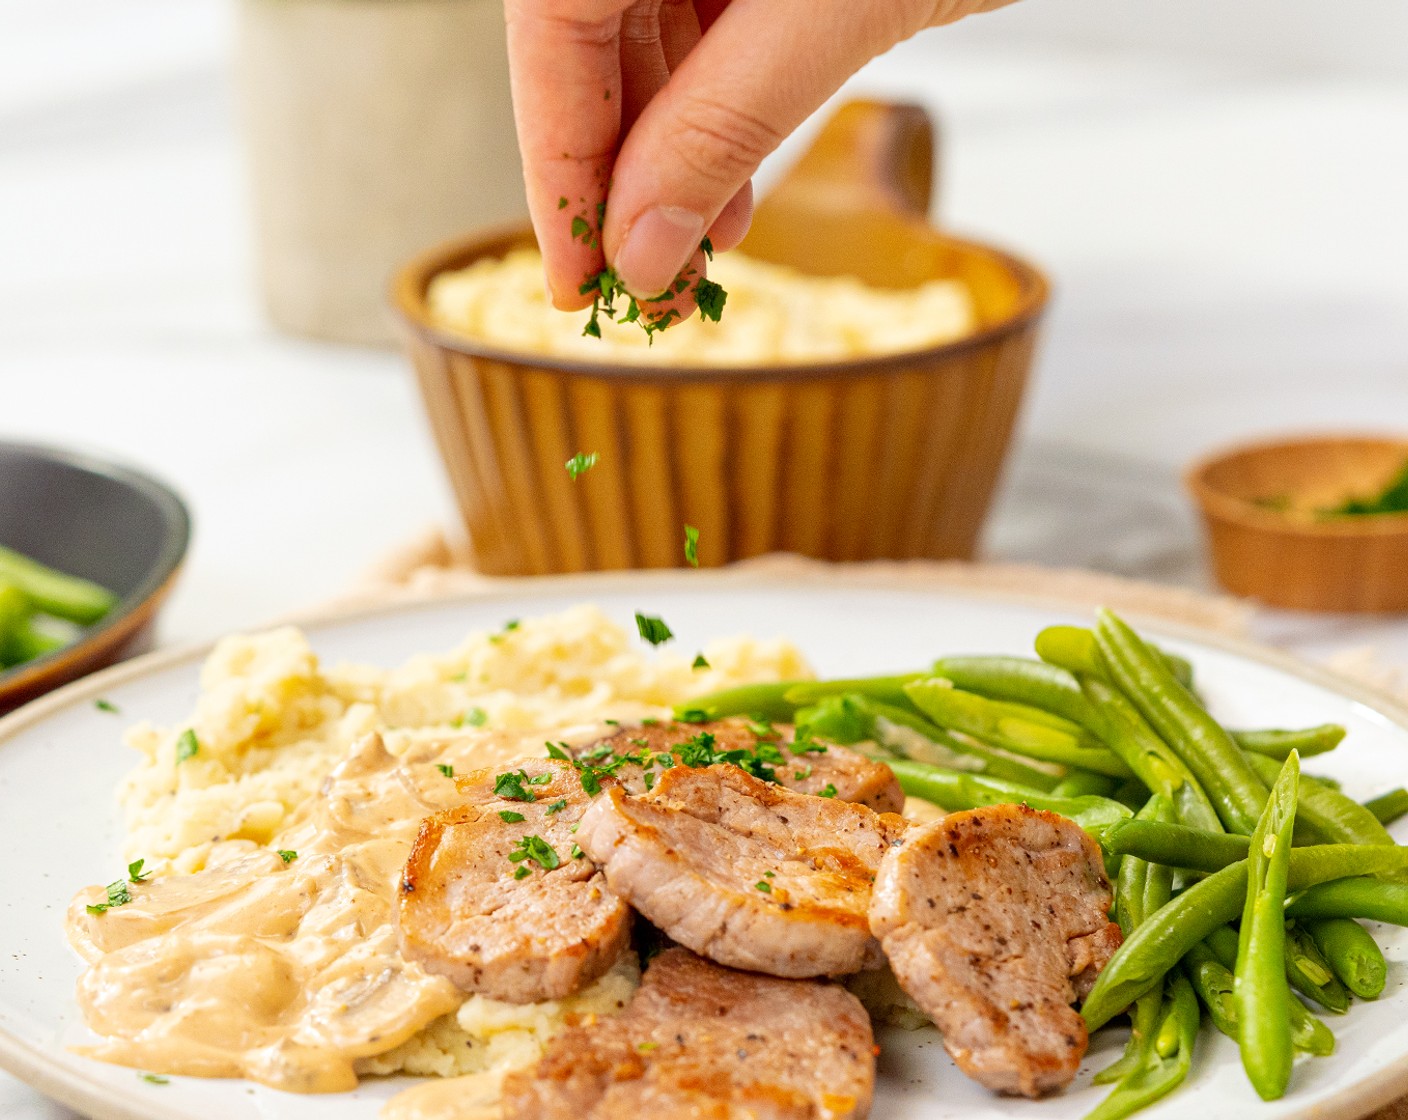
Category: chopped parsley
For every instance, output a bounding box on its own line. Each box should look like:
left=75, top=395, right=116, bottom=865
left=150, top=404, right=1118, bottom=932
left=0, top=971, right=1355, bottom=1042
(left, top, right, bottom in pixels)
left=545, top=798, right=568, bottom=815
left=566, top=451, right=599, bottom=480
left=127, top=859, right=150, bottom=883
left=514, top=865, right=532, bottom=880
left=635, top=612, right=674, bottom=646
left=488, top=619, right=520, bottom=644
left=528, top=771, right=553, bottom=786
left=788, top=728, right=828, bottom=756
left=571, top=843, right=584, bottom=859
left=818, top=784, right=838, bottom=798
left=494, top=770, right=536, bottom=802
left=684, top=524, right=700, bottom=567
left=95, top=698, right=119, bottom=714
left=139, top=1073, right=170, bottom=1085
left=754, top=881, right=772, bottom=893
left=557, top=196, right=569, bottom=209
left=452, top=707, right=488, bottom=729
left=692, top=653, right=710, bottom=670
left=636, top=1040, right=658, bottom=1052
left=437, top=763, right=455, bottom=778
left=86, top=878, right=133, bottom=916
left=278, top=850, right=298, bottom=864
left=793, top=766, right=812, bottom=780
left=700, top=236, right=714, bottom=261
left=764, top=870, right=775, bottom=878
left=498, top=810, right=526, bottom=823
left=675, top=730, right=786, bottom=783
left=694, top=277, right=727, bottom=323
left=546, top=741, right=572, bottom=761
left=175, top=729, right=199, bottom=764
left=509, top=834, right=561, bottom=871
left=578, top=767, right=603, bottom=796
left=678, top=707, right=708, bottom=723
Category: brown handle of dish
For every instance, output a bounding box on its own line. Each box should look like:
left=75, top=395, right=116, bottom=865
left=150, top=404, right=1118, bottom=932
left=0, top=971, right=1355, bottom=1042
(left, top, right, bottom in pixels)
left=759, top=99, right=935, bottom=224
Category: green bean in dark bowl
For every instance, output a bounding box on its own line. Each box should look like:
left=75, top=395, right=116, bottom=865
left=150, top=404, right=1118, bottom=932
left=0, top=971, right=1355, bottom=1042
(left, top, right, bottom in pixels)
left=677, top=608, right=1408, bottom=1116
left=0, top=441, right=190, bottom=713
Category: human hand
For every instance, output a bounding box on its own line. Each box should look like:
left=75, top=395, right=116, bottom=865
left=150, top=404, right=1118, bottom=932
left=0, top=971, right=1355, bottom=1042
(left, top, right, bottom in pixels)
left=505, top=0, right=1016, bottom=318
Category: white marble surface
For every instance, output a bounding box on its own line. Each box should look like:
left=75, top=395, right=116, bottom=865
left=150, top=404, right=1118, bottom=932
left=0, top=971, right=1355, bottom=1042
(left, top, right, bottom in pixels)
left=3, top=2, right=1408, bottom=1115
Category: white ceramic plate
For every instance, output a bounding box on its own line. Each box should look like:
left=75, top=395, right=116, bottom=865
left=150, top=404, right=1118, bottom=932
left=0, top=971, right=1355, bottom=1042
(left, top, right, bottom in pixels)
left=5, top=570, right=1408, bottom=1120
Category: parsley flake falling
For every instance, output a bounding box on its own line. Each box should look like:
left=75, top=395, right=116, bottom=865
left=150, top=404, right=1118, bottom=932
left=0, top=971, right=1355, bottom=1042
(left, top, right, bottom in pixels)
left=635, top=612, right=674, bottom=646
left=278, top=850, right=298, bottom=864
left=692, top=653, right=710, bottom=671
left=494, top=770, right=536, bottom=802
left=95, top=698, right=119, bottom=714
left=175, top=729, right=199, bottom=764
left=498, top=810, right=526, bottom=823
left=566, top=451, right=599, bottom=480
left=683, top=524, right=700, bottom=567
left=509, top=834, right=561, bottom=871
left=437, top=763, right=455, bottom=778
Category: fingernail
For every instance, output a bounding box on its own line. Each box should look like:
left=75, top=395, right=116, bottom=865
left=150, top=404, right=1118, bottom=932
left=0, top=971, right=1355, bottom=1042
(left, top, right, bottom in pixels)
left=615, top=206, right=705, bottom=298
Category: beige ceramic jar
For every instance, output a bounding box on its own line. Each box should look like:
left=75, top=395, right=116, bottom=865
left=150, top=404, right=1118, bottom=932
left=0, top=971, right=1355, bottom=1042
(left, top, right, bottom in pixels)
left=238, top=0, right=526, bottom=345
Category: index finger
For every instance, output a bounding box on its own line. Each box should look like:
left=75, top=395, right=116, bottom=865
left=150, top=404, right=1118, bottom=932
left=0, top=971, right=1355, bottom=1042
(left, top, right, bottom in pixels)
left=504, top=1, right=632, bottom=309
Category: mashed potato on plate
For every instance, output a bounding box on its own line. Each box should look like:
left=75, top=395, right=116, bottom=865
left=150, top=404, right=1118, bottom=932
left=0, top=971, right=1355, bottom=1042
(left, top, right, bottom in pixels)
left=69, top=607, right=812, bottom=1106
left=426, top=247, right=976, bottom=366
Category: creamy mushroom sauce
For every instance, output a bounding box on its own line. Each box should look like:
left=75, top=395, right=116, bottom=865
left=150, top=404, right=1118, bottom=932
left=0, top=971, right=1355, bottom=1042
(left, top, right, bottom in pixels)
left=66, top=728, right=605, bottom=1097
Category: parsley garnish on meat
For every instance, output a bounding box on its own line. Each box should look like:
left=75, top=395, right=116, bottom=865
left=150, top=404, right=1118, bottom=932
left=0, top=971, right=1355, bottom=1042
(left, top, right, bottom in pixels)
left=546, top=741, right=572, bottom=761
left=437, top=763, right=455, bottom=778
left=566, top=452, right=599, bottom=480
left=635, top=612, right=674, bottom=646
left=509, top=834, right=561, bottom=872
left=819, top=784, right=838, bottom=798
left=684, top=524, right=700, bottom=567
left=514, top=866, right=531, bottom=880
left=494, top=770, right=536, bottom=802
left=175, top=729, right=199, bottom=764
left=788, top=728, right=828, bottom=756
left=754, top=881, right=772, bottom=893
left=498, top=810, right=526, bottom=823
left=545, top=798, right=568, bottom=815
left=571, top=843, right=584, bottom=859
left=528, top=772, right=553, bottom=786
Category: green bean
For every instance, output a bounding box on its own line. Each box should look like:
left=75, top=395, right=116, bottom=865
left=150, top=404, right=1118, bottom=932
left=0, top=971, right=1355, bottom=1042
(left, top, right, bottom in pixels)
left=1200, top=926, right=1336, bottom=1056
left=1286, top=877, right=1408, bottom=925
left=1078, top=673, right=1222, bottom=832
left=674, top=682, right=800, bottom=723
left=1053, top=771, right=1121, bottom=798
left=1034, top=624, right=1196, bottom=688
left=858, top=697, right=1063, bottom=789
left=1232, top=725, right=1345, bottom=759
left=6, top=618, right=67, bottom=664
left=1084, top=974, right=1199, bottom=1120
left=1366, top=788, right=1408, bottom=826
left=1284, top=922, right=1350, bottom=1013
left=793, top=695, right=873, bottom=744
left=0, top=545, right=116, bottom=625
left=1303, top=917, right=1387, bottom=999
left=1234, top=752, right=1298, bottom=1100
left=929, top=656, right=1100, bottom=728
left=1101, top=819, right=1249, bottom=871
left=1247, top=753, right=1394, bottom=848
left=781, top=674, right=926, bottom=709
left=884, top=758, right=1131, bottom=842
left=0, top=584, right=31, bottom=667
left=1182, top=940, right=1239, bottom=1040
left=1095, top=609, right=1267, bottom=834
left=905, top=680, right=1134, bottom=778
left=1082, top=840, right=1408, bottom=1031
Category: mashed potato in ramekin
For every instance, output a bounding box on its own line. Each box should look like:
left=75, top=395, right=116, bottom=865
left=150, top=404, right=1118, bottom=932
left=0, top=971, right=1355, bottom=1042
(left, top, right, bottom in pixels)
left=426, top=247, right=975, bottom=365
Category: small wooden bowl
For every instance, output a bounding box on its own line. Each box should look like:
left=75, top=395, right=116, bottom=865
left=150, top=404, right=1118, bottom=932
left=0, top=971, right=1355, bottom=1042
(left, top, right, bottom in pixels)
left=393, top=100, right=1049, bottom=575
left=0, top=443, right=190, bottom=714
left=1186, top=434, right=1408, bottom=612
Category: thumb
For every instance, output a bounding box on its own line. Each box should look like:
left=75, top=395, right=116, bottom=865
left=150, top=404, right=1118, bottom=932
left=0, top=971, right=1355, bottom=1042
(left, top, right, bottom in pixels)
left=602, top=0, right=940, bottom=297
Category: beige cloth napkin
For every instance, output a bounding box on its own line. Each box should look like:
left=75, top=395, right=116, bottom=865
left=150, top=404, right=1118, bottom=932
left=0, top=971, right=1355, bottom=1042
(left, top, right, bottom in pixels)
left=346, top=529, right=1408, bottom=1119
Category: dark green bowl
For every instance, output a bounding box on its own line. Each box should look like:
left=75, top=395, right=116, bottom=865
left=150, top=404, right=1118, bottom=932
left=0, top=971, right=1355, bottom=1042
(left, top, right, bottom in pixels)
left=0, top=442, right=190, bottom=713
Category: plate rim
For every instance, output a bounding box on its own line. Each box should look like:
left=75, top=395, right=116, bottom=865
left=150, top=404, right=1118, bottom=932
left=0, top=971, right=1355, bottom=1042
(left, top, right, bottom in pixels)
left=5, top=565, right=1408, bottom=1120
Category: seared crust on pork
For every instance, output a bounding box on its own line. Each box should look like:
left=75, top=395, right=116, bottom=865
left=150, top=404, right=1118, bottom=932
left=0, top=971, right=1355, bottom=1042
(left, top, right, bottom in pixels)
left=398, top=759, right=630, bottom=1003
left=577, top=764, right=907, bottom=978
left=571, top=718, right=904, bottom=813
left=869, top=804, right=1121, bottom=1097
left=501, top=947, right=875, bottom=1119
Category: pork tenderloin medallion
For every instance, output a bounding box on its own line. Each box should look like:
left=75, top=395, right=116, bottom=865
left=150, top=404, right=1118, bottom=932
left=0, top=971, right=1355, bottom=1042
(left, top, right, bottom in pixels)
left=398, top=758, right=630, bottom=1003
left=501, top=947, right=875, bottom=1120
left=569, top=718, right=905, bottom=813
left=869, top=804, right=1122, bottom=1098
left=576, top=763, right=907, bottom=978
